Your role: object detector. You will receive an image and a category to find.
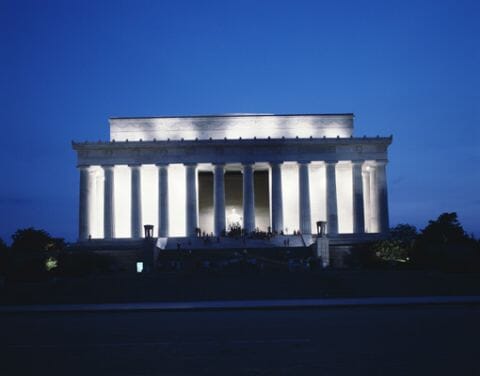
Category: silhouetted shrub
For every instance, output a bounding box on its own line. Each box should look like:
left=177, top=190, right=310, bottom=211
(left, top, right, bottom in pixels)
left=57, top=251, right=116, bottom=277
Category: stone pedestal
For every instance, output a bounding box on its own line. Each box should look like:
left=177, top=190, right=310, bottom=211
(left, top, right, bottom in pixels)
left=315, top=237, right=330, bottom=268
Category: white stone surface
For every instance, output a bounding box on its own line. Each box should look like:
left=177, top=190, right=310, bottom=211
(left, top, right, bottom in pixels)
left=316, top=237, right=330, bottom=267
left=352, top=161, right=365, bottom=234
left=110, top=113, right=354, bottom=141
left=78, top=166, right=94, bottom=240
left=74, top=113, right=392, bottom=242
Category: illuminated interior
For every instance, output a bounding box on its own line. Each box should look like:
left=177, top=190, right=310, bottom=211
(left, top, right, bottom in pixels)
left=224, top=171, right=243, bottom=230
left=254, top=171, right=270, bottom=231
left=198, top=171, right=214, bottom=234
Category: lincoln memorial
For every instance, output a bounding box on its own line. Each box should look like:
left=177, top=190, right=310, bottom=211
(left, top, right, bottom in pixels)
left=72, top=113, right=391, bottom=252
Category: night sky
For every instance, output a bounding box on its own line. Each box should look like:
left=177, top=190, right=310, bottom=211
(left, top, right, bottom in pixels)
left=1, top=0, right=479, bottom=243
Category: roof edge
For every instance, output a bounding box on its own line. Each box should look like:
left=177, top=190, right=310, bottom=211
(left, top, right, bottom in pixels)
left=109, top=113, right=355, bottom=120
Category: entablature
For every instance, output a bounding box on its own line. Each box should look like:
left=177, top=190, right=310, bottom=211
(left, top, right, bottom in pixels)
left=72, top=136, right=392, bottom=167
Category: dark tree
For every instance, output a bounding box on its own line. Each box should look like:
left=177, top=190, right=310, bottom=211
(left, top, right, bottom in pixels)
left=390, top=224, right=418, bottom=247
left=417, top=212, right=467, bottom=245
left=412, top=213, right=480, bottom=270
left=6, top=228, right=65, bottom=281
left=0, top=237, right=9, bottom=276
left=0, top=237, right=8, bottom=253
left=11, top=228, right=61, bottom=253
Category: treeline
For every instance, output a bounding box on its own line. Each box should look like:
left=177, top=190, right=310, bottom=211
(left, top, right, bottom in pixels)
left=356, top=212, right=480, bottom=271
left=0, top=212, right=479, bottom=281
left=0, top=228, right=115, bottom=282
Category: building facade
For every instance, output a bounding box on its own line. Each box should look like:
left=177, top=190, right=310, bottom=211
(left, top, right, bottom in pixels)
left=72, top=113, right=391, bottom=246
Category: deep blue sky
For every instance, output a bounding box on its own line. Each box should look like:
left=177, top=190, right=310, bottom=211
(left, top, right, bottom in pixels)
left=1, top=0, right=479, bottom=242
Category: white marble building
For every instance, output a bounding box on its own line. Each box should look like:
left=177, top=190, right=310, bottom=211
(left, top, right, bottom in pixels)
left=72, top=113, right=391, bottom=246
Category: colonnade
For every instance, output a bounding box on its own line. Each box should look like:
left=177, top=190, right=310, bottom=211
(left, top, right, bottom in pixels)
left=78, top=160, right=389, bottom=241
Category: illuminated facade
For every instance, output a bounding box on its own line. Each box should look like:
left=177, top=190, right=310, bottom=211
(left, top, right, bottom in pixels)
left=72, top=113, right=391, bottom=246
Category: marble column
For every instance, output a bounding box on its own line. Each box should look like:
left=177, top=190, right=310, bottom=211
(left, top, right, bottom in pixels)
left=213, top=164, right=226, bottom=236
left=185, top=163, right=198, bottom=236
left=325, top=161, right=339, bottom=235
left=351, top=161, right=365, bottom=234
left=362, top=167, right=371, bottom=233
left=369, top=164, right=379, bottom=233
left=298, top=162, right=312, bottom=234
left=130, top=164, right=142, bottom=239
left=242, top=163, right=255, bottom=233
left=157, top=164, right=169, bottom=237
left=375, top=160, right=389, bottom=234
left=102, top=165, right=115, bottom=239
left=270, top=162, right=283, bottom=233
left=78, top=165, right=94, bottom=241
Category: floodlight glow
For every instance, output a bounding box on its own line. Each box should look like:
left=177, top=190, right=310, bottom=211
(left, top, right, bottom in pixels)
left=114, top=165, right=131, bottom=238
left=281, top=163, right=299, bottom=234
left=92, top=167, right=105, bottom=239
left=90, top=166, right=104, bottom=239
left=309, top=163, right=326, bottom=233
left=227, top=208, right=242, bottom=228
left=199, top=207, right=214, bottom=234
left=141, top=165, right=158, bottom=236
left=109, top=115, right=353, bottom=141
left=168, top=164, right=186, bottom=236
left=336, top=162, right=353, bottom=233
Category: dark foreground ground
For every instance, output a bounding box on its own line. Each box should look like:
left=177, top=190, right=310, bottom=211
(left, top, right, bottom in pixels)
left=1, top=270, right=480, bottom=305
left=1, top=305, right=479, bottom=375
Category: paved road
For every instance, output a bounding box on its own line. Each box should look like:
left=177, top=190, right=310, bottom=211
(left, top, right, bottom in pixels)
left=1, top=306, right=479, bottom=375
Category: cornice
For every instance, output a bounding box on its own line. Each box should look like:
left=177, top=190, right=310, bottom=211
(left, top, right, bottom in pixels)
left=72, top=136, right=393, bottom=151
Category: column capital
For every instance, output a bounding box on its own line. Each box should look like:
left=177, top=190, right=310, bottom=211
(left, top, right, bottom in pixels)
left=128, top=164, right=142, bottom=169
left=269, top=161, right=284, bottom=166
left=351, top=160, right=365, bottom=166
left=371, top=159, right=388, bottom=167
left=101, top=164, right=115, bottom=171
left=78, top=164, right=93, bottom=171
left=241, top=163, right=255, bottom=173
left=213, top=164, right=226, bottom=175
left=155, top=162, right=169, bottom=168
left=184, top=162, right=198, bottom=167
left=297, top=160, right=311, bottom=165
left=324, top=159, right=338, bottom=166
